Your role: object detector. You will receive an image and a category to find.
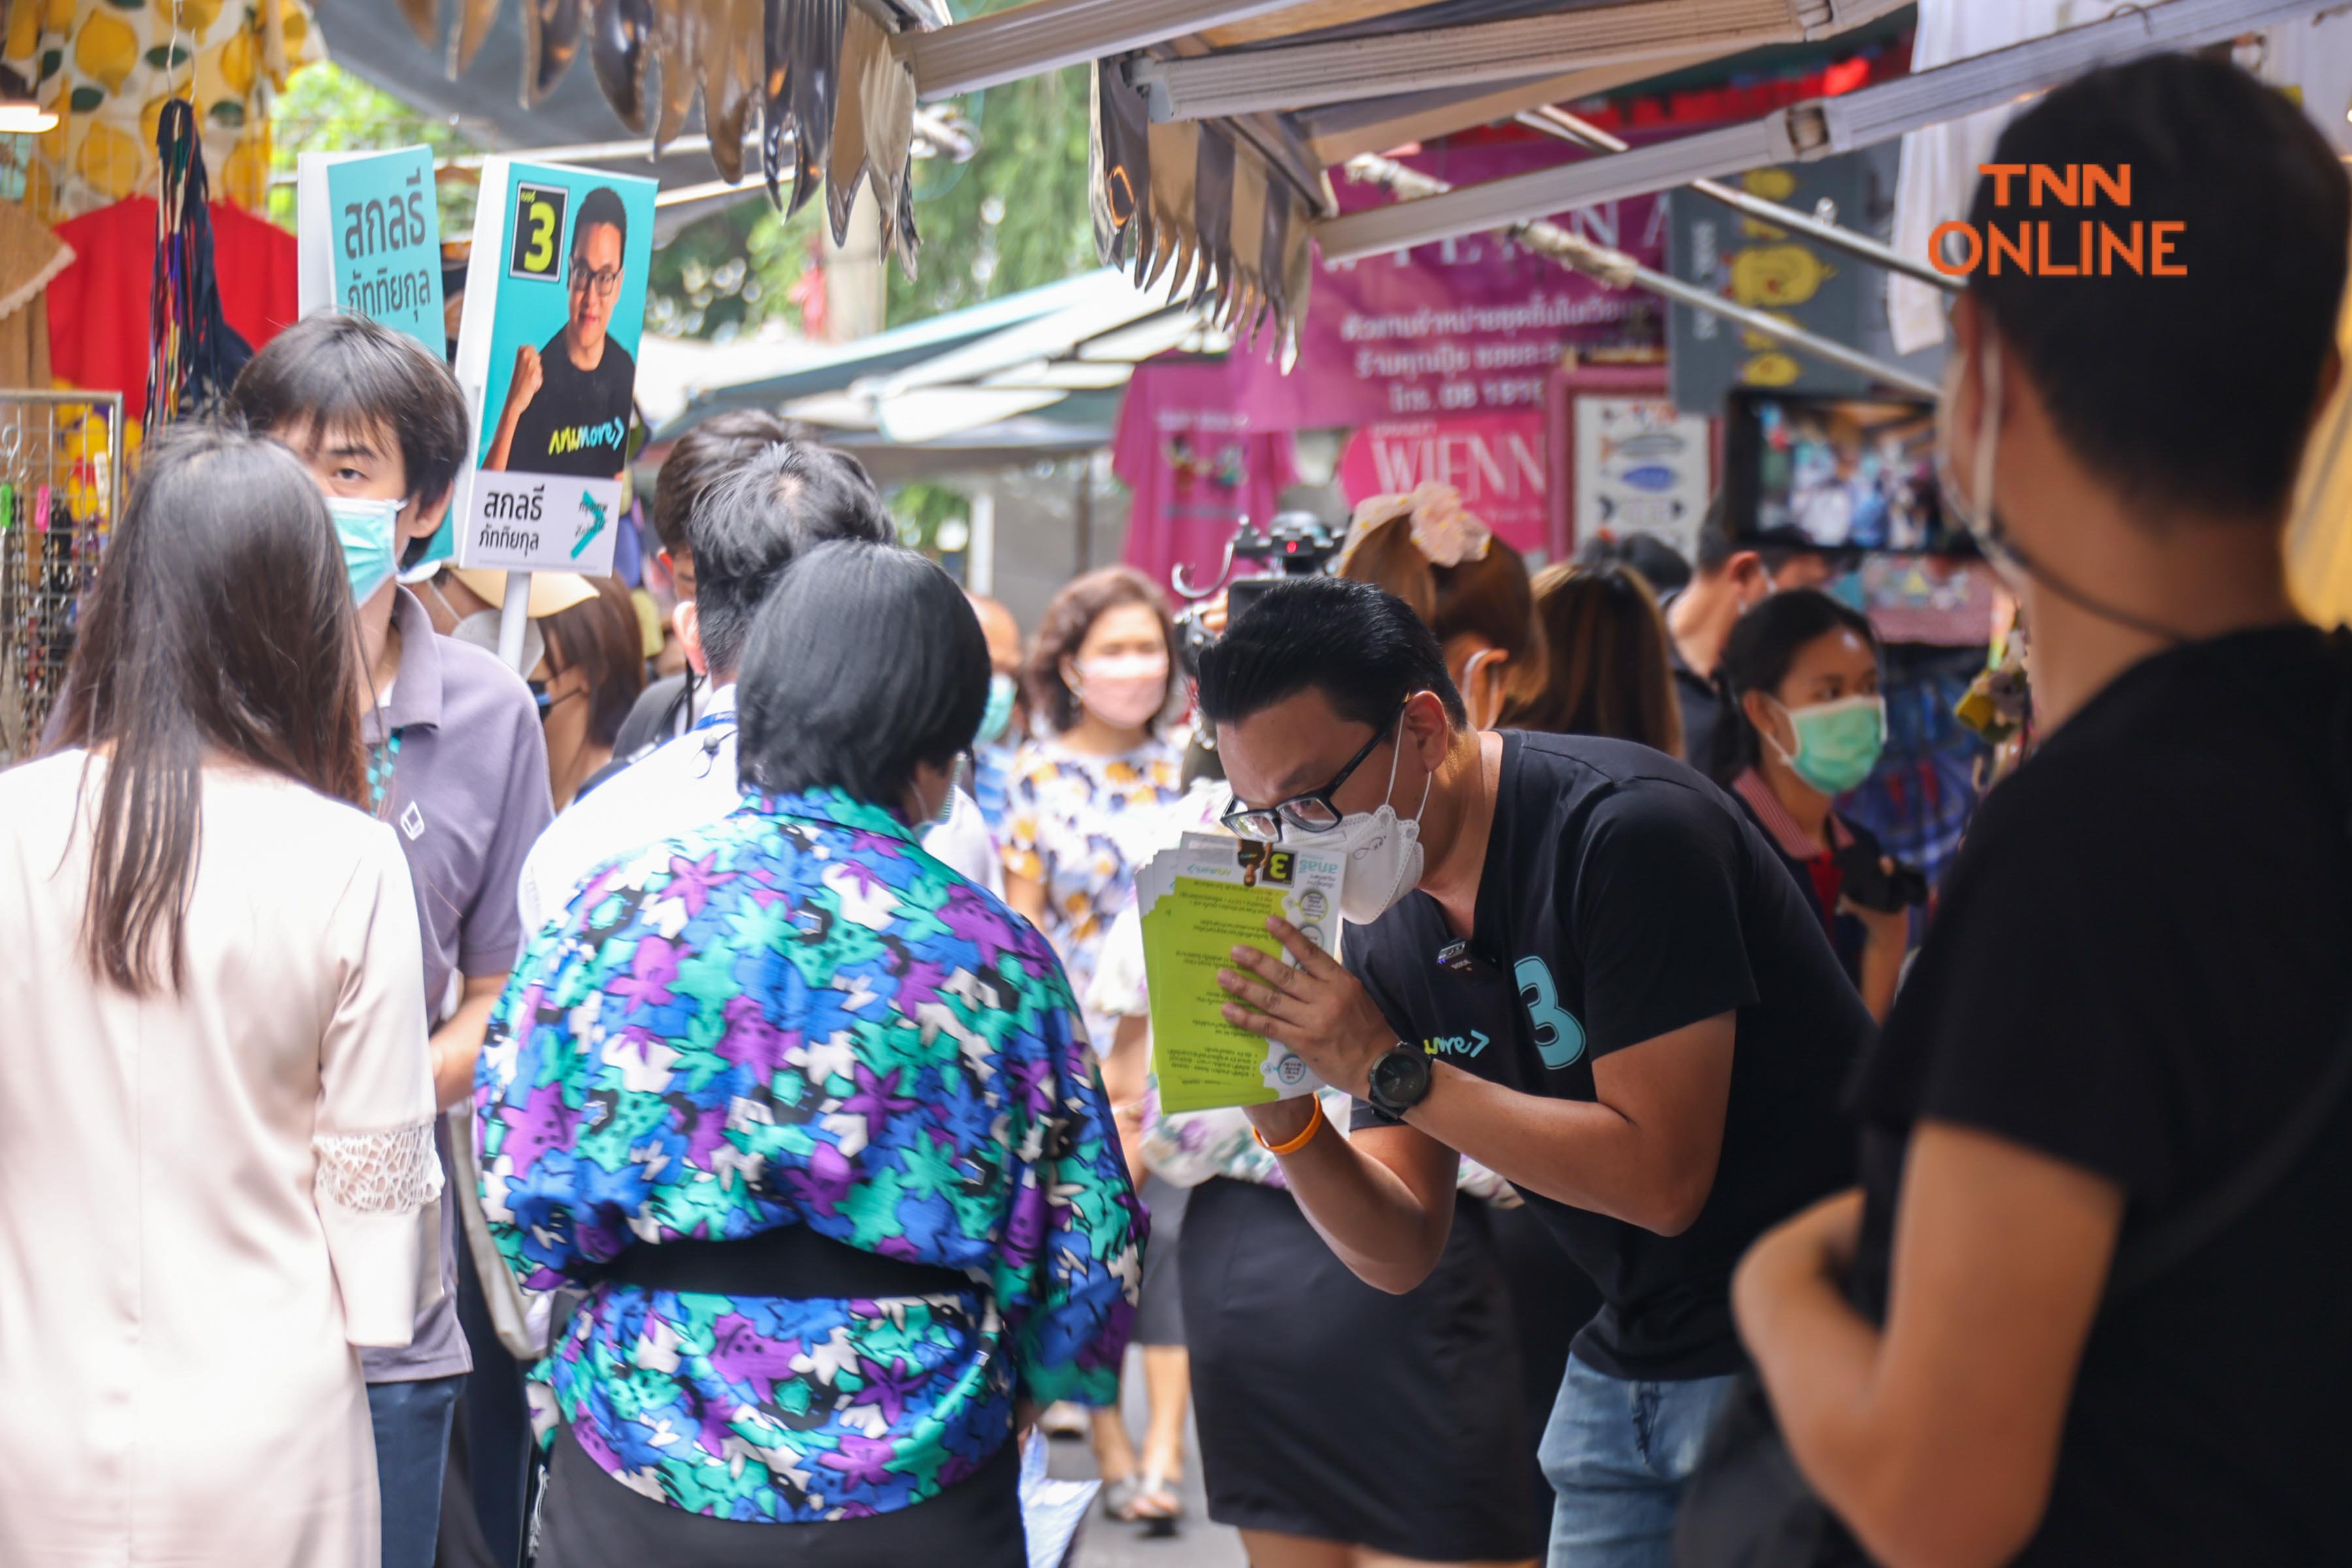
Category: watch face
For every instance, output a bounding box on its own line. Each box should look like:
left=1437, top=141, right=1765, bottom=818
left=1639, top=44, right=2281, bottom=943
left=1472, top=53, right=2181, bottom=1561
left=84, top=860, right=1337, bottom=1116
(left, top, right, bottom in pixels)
left=1373, top=1043, right=1430, bottom=1108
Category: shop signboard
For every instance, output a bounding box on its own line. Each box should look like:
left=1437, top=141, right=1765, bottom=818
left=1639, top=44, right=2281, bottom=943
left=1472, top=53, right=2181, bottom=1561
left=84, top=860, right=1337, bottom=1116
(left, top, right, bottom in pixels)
left=1570, top=397, right=1714, bottom=562
left=1666, top=153, right=1870, bottom=417
left=1292, top=140, right=1667, bottom=427
left=298, top=146, right=452, bottom=568
left=1337, top=414, right=1552, bottom=561
left=449, top=159, right=655, bottom=578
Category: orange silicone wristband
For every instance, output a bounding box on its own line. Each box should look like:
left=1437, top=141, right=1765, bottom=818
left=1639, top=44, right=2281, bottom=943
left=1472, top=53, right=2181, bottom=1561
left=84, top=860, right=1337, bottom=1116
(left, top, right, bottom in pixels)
left=1254, top=1096, right=1325, bottom=1155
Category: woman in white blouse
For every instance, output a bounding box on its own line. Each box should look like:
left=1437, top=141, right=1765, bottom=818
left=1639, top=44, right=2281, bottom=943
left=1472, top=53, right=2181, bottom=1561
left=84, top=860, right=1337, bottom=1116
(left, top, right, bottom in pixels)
left=0, top=427, right=440, bottom=1567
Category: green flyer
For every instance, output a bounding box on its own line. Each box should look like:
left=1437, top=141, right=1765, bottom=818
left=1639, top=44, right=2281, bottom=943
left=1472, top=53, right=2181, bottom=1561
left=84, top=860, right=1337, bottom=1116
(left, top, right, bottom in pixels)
left=1137, top=833, right=1347, bottom=1114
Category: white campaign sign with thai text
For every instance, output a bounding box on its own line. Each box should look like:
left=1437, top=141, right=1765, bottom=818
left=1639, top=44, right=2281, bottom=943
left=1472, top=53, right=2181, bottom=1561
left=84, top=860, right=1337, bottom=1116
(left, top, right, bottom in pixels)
left=461, top=470, right=621, bottom=574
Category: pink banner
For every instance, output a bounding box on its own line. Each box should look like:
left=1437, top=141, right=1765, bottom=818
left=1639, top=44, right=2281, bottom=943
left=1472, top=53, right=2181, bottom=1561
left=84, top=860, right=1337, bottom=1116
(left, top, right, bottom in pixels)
left=1113, top=359, right=1298, bottom=594
left=1119, top=139, right=1670, bottom=438
left=1337, top=414, right=1551, bottom=558
left=1213, top=140, right=1666, bottom=430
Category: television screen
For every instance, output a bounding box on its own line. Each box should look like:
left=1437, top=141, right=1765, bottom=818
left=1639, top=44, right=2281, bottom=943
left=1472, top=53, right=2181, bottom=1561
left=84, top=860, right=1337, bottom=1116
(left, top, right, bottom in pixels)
left=1723, top=391, right=1975, bottom=557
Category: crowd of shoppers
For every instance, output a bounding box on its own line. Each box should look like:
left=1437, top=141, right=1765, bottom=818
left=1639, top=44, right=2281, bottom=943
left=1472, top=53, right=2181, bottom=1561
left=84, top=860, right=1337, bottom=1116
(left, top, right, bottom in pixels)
left=2, top=46, right=2348, bottom=1568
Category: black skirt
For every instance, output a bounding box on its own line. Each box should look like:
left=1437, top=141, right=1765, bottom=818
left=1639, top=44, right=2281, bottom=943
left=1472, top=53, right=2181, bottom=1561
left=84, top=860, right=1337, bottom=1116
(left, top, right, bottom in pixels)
left=1180, top=1177, right=1544, bottom=1562
left=1132, top=1174, right=1189, bottom=1348
left=532, top=1425, right=1026, bottom=1568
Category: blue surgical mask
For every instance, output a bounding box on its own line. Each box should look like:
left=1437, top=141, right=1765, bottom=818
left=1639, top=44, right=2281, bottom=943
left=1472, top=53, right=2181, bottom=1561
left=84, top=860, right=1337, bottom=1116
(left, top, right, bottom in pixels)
left=974, top=672, right=1017, bottom=748
left=327, top=495, right=408, bottom=605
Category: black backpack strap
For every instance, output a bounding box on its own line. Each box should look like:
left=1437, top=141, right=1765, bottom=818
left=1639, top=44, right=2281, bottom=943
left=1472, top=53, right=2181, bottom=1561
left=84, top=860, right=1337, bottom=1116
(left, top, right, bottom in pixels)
left=2107, top=628, right=2352, bottom=1299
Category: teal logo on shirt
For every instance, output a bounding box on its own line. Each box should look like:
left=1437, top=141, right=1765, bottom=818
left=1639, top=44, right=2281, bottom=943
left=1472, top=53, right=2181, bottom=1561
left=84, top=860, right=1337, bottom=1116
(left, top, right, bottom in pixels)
left=1516, top=956, right=1587, bottom=1069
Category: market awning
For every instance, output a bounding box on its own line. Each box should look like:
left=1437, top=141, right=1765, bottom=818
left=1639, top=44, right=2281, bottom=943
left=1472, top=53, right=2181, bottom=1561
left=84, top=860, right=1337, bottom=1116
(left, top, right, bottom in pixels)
left=653, top=267, right=1222, bottom=442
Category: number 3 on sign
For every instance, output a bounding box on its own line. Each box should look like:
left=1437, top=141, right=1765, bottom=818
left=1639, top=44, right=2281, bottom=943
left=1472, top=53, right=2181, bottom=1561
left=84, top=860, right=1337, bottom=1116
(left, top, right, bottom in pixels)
left=508, top=184, right=570, bottom=282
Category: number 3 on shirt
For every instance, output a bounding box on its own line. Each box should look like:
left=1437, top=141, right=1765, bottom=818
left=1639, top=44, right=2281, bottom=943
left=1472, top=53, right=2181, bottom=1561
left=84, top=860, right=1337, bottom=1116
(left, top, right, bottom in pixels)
left=1516, top=956, right=1587, bottom=1070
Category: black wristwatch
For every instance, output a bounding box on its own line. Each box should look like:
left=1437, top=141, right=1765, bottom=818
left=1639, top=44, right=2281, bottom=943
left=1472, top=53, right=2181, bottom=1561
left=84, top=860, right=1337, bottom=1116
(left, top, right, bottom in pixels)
left=1365, top=1041, right=1434, bottom=1119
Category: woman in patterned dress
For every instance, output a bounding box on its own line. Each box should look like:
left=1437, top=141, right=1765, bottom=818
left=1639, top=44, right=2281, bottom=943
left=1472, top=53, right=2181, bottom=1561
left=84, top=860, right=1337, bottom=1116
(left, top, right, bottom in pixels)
left=1000, top=566, right=1189, bottom=1520
left=476, top=541, right=1142, bottom=1565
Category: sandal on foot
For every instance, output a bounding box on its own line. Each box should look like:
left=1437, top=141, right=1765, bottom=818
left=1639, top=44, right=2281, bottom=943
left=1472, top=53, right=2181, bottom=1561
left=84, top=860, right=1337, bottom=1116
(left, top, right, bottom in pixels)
left=1101, top=1474, right=1149, bottom=1522
left=1133, top=1473, right=1183, bottom=1536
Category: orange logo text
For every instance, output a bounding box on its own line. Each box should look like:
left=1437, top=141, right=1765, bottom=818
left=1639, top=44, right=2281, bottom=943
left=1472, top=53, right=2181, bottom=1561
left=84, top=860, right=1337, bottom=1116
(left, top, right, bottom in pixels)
left=1928, top=165, right=2184, bottom=278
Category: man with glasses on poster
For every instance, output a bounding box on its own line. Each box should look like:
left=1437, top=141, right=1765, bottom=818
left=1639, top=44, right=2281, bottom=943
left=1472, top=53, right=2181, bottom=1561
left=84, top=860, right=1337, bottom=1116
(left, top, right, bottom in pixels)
left=483, top=186, right=637, bottom=485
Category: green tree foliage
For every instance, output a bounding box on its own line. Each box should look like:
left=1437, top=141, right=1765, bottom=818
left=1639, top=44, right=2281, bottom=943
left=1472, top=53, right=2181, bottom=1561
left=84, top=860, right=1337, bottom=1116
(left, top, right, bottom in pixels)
left=267, top=62, right=483, bottom=235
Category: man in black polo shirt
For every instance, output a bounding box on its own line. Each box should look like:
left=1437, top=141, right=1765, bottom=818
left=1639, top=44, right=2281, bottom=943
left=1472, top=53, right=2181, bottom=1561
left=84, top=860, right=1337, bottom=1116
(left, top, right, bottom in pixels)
left=1663, top=503, right=1836, bottom=769
left=1196, top=576, right=1869, bottom=1567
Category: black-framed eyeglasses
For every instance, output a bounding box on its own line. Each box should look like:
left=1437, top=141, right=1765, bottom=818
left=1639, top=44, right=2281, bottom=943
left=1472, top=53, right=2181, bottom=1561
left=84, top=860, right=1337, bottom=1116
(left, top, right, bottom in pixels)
left=569, top=263, right=623, bottom=298
left=1220, top=706, right=1404, bottom=841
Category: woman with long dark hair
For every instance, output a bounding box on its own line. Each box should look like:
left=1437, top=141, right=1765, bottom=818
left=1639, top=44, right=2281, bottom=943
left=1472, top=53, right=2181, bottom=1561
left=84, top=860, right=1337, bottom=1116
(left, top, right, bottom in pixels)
left=0, top=427, right=441, bottom=1566
left=1707, top=589, right=1910, bottom=1019
left=1502, top=561, right=1684, bottom=757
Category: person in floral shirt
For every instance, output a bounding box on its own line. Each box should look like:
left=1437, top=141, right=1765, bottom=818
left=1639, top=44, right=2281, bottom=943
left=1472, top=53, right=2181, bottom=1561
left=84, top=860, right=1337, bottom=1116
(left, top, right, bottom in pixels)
left=1000, top=566, right=1187, bottom=1049
left=476, top=542, right=1142, bottom=1566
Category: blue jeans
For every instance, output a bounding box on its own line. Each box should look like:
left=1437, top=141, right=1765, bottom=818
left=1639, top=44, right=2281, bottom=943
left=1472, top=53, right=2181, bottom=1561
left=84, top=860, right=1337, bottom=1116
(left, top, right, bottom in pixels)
left=367, top=1375, right=465, bottom=1568
left=1540, top=1354, right=1736, bottom=1568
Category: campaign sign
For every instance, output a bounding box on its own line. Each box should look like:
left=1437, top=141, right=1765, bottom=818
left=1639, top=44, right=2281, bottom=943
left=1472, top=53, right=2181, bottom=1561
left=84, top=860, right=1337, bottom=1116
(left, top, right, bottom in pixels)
left=449, top=158, right=655, bottom=577
left=298, top=147, right=444, bottom=346
left=297, top=146, right=454, bottom=570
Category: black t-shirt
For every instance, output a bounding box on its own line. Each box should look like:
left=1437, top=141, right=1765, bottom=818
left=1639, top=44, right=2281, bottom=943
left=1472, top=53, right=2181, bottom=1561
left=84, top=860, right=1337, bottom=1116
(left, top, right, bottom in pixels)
left=1671, top=644, right=1722, bottom=774
left=1849, top=626, right=2352, bottom=1565
left=1348, top=732, right=1869, bottom=1379
left=506, top=333, right=637, bottom=478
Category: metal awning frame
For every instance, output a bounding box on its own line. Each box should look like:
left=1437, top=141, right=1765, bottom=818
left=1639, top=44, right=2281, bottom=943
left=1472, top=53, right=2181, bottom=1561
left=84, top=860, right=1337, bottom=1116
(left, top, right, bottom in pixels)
left=1315, top=0, right=2344, bottom=263
left=1128, top=0, right=1909, bottom=121
left=1514, top=104, right=1959, bottom=291
left=1345, top=150, right=1939, bottom=395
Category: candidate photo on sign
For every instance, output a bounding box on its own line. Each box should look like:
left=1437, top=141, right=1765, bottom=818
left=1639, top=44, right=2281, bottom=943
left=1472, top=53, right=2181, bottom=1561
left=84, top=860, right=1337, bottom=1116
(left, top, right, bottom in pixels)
left=483, top=186, right=636, bottom=483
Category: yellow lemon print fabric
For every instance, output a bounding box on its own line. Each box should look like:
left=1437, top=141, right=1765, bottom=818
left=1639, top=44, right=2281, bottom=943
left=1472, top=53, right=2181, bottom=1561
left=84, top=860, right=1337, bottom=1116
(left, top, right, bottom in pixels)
left=4, top=0, right=325, bottom=220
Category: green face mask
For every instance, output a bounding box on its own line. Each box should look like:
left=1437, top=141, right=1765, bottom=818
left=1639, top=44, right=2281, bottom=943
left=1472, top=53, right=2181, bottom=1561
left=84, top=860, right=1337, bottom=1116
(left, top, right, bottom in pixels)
left=1772, top=694, right=1887, bottom=796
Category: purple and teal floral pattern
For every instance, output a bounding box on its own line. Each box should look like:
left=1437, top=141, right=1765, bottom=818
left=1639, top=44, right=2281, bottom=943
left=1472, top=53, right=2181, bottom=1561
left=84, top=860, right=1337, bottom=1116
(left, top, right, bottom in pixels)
left=476, top=788, right=1143, bottom=1524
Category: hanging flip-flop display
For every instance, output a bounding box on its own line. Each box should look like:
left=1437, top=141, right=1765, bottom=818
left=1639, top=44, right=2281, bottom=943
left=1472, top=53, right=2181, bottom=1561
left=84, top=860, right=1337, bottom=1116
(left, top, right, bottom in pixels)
left=828, top=7, right=882, bottom=245
left=396, top=0, right=943, bottom=277
left=519, top=0, right=587, bottom=106
left=588, top=0, right=653, bottom=134
left=452, top=0, right=502, bottom=77
left=1190, top=126, right=1236, bottom=312
left=702, top=0, right=761, bottom=184
left=783, top=0, right=848, bottom=220
left=649, top=0, right=703, bottom=153
left=1090, top=59, right=1152, bottom=269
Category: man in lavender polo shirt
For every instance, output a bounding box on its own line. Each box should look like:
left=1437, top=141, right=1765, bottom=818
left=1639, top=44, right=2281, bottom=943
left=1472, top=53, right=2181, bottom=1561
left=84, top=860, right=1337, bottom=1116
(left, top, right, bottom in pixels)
left=230, top=317, right=553, bottom=1568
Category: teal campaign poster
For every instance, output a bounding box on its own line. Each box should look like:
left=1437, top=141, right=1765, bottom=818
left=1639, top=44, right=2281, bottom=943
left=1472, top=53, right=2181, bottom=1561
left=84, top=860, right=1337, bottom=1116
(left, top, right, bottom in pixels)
left=450, top=159, right=656, bottom=576
left=297, top=146, right=455, bottom=570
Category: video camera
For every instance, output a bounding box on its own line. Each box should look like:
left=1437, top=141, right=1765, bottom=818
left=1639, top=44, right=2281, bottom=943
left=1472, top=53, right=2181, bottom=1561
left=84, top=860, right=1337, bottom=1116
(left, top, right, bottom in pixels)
left=1172, top=510, right=1344, bottom=678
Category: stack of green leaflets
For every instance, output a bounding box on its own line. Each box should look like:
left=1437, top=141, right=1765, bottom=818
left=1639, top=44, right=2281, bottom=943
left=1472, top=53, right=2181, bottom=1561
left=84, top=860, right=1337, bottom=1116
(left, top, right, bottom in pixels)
left=1136, top=832, right=1348, bottom=1113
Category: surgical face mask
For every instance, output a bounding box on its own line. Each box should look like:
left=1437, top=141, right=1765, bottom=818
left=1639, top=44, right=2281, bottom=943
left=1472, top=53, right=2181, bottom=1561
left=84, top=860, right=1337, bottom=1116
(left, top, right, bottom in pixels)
left=914, top=759, right=963, bottom=830
left=1936, top=328, right=2187, bottom=646
left=1070, top=651, right=1168, bottom=731
left=975, top=672, right=1019, bottom=748
left=1769, top=693, right=1886, bottom=798
left=1300, top=716, right=1434, bottom=924
left=327, top=495, right=408, bottom=605
left=1935, top=333, right=2027, bottom=589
